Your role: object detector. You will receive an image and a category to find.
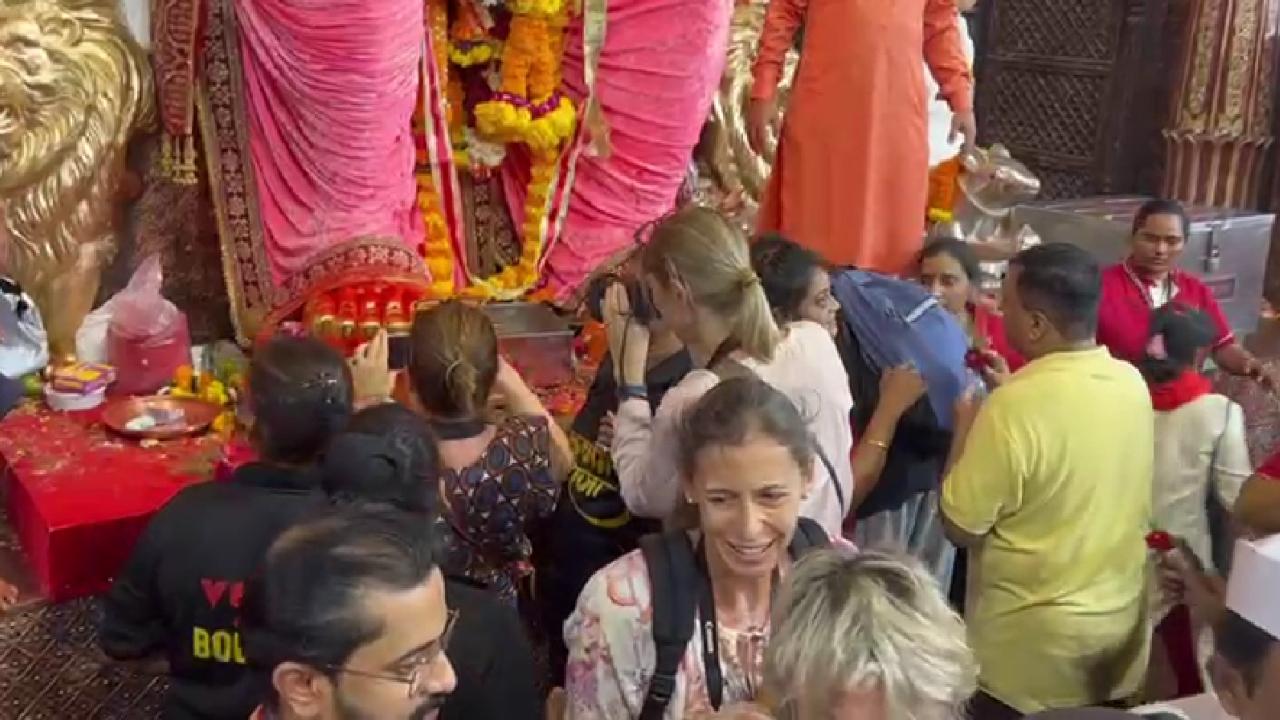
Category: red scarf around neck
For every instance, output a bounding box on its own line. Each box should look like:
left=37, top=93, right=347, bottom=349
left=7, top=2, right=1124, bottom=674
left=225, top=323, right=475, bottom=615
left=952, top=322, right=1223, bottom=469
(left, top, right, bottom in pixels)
left=1149, top=370, right=1212, bottom=411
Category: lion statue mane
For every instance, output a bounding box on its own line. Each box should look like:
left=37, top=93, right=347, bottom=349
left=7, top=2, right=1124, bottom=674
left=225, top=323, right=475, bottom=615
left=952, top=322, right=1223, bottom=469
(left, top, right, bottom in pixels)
left=0, top=0, right=153, bottom=362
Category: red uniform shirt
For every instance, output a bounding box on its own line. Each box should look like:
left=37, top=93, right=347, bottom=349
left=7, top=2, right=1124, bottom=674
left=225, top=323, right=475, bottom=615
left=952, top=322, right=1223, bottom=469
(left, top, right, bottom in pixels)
left=1096, top=260, right=1233, bottom=365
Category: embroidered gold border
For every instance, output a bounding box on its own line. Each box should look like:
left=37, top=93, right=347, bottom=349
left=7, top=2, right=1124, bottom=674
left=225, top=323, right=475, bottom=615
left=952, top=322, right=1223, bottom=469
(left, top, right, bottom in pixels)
left=200, top=0, right=427, bottom=344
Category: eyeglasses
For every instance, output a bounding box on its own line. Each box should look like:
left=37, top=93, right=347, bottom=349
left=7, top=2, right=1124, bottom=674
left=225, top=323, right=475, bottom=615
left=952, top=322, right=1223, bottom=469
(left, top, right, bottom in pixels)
left=325, top=610, right=459, bottom=698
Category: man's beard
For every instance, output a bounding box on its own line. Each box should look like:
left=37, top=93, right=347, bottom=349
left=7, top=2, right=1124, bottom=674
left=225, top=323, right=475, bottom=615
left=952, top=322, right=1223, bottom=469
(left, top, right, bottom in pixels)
left=334, top=688, right=448, bottom=720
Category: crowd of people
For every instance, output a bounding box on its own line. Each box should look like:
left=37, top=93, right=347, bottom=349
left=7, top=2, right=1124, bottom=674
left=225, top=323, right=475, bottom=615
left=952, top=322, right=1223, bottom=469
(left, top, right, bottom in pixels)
left=32, top=198, right=1278, bottom=720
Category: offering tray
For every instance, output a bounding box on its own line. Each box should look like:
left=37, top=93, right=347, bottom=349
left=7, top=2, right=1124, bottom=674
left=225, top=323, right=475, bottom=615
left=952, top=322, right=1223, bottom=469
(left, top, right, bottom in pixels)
left=101, top=396, right=221, bottom=440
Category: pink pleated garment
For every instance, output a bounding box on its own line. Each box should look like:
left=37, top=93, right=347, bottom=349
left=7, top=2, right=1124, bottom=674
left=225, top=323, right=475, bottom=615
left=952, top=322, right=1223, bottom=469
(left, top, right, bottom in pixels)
left=234, top=0, right=425, bottom=282
left=504, top=0, right=732, bottom=297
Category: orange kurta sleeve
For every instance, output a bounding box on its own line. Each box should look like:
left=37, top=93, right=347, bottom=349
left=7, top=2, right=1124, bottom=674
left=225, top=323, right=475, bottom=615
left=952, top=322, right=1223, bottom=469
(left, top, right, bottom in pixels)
left=750, top=0, right=809, bottom=101
left=923, top=0, right=974, bottom=113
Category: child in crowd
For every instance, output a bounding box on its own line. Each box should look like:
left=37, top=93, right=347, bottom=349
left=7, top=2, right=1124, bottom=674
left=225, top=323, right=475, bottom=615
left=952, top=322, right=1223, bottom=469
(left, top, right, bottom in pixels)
left=1140, top=304, right=1251, bottom=697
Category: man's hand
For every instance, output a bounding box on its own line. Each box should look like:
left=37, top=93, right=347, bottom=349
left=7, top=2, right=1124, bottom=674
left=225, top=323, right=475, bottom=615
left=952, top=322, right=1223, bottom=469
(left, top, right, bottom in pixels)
left=979, top=350, right=1012, bottom=389
left=747, top=96, right=779, bottom=157
left=949, top=110, right=978, bottom=149
left=1158, top=544, right=1226, bottom=627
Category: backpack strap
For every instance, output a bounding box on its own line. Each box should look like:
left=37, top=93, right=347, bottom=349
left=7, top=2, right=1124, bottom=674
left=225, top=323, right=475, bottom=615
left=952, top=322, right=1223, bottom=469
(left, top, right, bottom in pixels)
left=639, top=520, right=829, bottom=720
left=788, top=516, right=831, bottom=557
left=639, top=531, right=702, bottom=720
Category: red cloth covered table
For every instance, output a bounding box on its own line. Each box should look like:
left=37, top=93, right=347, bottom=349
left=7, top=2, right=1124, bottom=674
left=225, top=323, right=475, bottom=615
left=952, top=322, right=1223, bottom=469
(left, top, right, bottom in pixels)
left=0, top=402, right=225, bottom=601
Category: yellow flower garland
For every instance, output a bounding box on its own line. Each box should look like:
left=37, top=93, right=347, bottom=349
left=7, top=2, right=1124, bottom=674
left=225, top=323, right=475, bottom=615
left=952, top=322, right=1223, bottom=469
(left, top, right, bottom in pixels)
left=417, top=0, right=455, bottom=298
left=409, top=0, right=578, bottom=300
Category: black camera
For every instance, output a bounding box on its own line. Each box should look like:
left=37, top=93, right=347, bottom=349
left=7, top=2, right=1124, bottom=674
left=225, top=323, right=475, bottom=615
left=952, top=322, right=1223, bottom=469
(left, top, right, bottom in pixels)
left=584, top=273, right=657, bottom=326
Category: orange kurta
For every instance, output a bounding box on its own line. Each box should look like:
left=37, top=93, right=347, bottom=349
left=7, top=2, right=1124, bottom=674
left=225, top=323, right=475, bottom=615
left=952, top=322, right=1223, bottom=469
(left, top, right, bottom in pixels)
left=752, top=0, right=973, bottom=274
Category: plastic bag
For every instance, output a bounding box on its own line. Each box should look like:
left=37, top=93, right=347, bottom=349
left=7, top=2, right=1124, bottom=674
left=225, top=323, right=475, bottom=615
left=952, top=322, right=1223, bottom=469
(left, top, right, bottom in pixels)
left=106, top=256, right=191, bottom=396
left=0, top=276, right=49, bottom=378
left=76, top=301, right=114, bottom=364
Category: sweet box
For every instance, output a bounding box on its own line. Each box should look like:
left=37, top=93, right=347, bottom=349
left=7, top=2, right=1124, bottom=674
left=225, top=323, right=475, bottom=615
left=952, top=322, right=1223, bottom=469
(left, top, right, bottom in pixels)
left=48, top=362, right=116, bottom=394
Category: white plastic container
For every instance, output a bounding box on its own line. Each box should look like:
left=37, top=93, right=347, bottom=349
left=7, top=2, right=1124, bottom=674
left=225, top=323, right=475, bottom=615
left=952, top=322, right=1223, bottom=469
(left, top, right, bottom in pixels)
left=44, top=385, right=106, bottom=412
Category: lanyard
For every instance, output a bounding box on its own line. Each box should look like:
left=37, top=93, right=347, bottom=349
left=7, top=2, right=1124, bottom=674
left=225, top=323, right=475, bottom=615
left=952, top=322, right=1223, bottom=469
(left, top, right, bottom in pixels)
left=1122, top=262, right=1175, bottom=309
left=693, top=539, right=777, bottom=710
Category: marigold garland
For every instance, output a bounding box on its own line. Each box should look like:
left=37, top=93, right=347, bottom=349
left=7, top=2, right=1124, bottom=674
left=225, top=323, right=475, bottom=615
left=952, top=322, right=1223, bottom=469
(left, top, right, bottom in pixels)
left=410, top=0, right=579, bottom=299
left=416, top=0, right=456, bottom=298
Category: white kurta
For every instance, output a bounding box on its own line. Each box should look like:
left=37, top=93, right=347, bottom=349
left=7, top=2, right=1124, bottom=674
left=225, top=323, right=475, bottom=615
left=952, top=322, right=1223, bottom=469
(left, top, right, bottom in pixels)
left=925, top=13, right=974, bottom=167
left=1153, top=393, right=1252, bottom=573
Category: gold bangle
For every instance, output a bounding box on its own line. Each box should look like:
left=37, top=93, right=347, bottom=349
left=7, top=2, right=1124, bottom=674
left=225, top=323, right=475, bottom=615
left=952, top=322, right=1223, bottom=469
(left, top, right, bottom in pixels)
left=864, top=438, right=890, bottom=450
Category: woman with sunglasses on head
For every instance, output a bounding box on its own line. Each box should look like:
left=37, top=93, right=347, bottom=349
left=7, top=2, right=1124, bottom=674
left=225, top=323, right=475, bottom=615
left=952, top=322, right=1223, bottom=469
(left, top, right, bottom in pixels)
left=603, top=206, right=854, bottom=535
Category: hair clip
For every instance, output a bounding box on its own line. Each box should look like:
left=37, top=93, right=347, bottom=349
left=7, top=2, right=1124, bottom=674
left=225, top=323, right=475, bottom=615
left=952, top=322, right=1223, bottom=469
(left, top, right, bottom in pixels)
left=1146, top=333, right=1168, bottom=360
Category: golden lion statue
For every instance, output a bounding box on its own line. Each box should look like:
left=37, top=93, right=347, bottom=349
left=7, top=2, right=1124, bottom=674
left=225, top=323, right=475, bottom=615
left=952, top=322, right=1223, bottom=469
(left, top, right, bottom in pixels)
left=0, top=0, right=153, bottom=363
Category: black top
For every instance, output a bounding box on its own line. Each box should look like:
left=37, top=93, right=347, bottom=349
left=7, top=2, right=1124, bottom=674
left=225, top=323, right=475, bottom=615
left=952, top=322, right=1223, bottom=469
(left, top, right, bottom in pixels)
left=99, top=462, right=325, bottom=720
left=571, top=349, right=692, bottom=441
left=441, top=578, right=540, bottom=720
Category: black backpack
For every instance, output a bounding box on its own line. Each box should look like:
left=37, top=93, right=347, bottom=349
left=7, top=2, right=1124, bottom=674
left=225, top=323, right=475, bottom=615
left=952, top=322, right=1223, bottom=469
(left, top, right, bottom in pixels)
left=636, top=517, right=829, bottom=719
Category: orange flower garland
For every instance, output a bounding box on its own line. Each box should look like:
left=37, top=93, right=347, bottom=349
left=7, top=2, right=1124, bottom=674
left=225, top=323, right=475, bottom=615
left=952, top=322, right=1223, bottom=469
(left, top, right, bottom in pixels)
left=408, top=0, right=578, bottom=300
left=469, top=0, right=576, bottom=298
left=416, top=0, right=456, bottom=297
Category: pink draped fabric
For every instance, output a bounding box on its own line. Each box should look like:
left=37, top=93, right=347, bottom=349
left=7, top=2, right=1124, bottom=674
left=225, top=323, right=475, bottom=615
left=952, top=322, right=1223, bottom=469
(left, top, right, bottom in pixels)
left=234, top=0, right=424, bottom=282
left=504, top=0, right=731, bottom=296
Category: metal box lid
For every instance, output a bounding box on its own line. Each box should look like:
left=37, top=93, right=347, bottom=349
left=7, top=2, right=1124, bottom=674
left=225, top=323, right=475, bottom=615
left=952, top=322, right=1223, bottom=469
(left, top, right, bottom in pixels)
left=1025, top=195, right=1273, bottom=227
left=482, top=302, right=572, bottom=339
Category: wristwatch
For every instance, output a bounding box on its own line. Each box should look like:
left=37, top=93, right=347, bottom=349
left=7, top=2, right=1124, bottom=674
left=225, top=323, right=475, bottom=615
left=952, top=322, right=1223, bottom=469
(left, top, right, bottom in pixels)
left=617, top=383, right=648, bottom=402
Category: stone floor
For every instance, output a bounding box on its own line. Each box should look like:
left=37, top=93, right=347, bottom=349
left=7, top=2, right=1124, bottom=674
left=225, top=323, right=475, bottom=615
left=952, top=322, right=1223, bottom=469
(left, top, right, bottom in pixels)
left=0, top=500, right=168, bottom=719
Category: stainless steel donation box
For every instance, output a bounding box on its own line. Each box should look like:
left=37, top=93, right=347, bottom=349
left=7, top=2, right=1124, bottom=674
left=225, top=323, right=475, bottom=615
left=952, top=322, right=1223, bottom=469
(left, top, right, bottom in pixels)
left=1013, top=196, right=1273, bottom=335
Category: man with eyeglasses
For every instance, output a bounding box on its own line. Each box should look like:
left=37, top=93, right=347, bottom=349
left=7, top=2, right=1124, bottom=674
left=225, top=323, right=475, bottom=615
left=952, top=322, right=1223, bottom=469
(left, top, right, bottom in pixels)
left=241, top=505, right=457, bottom=720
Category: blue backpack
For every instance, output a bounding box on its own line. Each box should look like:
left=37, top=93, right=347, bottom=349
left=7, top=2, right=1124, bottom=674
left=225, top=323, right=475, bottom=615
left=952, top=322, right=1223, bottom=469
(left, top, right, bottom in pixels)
left=830, top=268, right=971, bottom=516
left=831, top=268, right=970, bottom=426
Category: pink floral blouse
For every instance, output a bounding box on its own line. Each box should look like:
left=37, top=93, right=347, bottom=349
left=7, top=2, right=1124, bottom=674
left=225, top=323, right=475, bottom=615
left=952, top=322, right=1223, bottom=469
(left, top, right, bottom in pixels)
left=564, top=549, right=767, bottom=719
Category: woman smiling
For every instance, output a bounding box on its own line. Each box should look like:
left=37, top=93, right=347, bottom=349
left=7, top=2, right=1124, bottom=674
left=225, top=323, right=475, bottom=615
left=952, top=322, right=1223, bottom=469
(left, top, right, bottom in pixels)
left=564, top=377, right=842, bottom=718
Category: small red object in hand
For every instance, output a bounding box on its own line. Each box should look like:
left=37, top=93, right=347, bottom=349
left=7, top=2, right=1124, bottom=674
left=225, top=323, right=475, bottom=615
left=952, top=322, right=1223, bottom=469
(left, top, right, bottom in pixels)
left=965, top=348, right=989, bottom=371
left=1146, top=530, right=1175, bottom=552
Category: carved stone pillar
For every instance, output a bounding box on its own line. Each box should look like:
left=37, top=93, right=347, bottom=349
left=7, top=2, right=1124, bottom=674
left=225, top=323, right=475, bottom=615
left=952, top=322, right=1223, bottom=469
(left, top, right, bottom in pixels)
left=1163, top=0, right=1280, bottom=208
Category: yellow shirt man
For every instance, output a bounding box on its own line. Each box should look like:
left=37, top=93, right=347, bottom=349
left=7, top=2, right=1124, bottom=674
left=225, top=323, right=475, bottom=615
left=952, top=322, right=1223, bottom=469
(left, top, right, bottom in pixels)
left=942, top=346, right=1153, bottom=713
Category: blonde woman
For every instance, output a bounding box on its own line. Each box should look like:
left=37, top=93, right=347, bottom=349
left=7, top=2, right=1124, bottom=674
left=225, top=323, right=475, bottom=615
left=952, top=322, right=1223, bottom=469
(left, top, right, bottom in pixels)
left=604, top=206, right=854, bottom=534
left=762, top=548, right=978, bottom=720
